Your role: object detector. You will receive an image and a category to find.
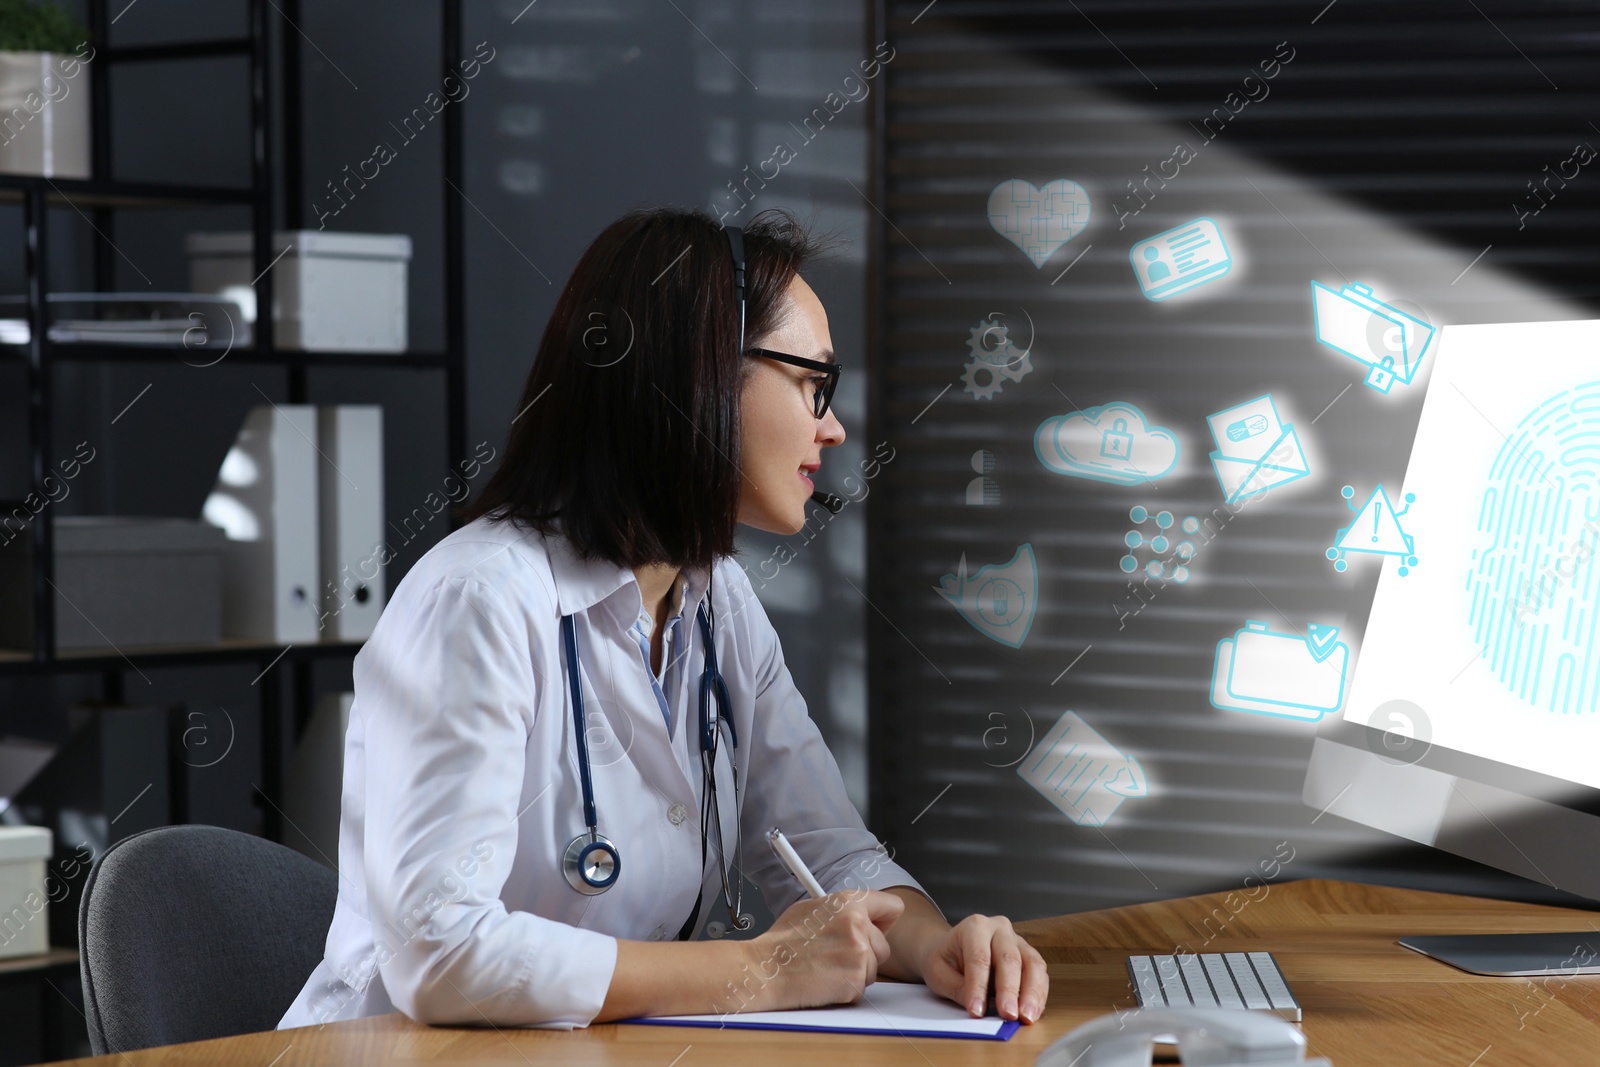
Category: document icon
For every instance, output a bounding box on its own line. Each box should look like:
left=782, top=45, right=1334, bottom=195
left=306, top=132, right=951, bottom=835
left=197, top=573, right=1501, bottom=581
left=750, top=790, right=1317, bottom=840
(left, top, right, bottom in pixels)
left=1206, top=394, right=1309, bottom=504
left=1129, top=217, right=1233, bottom=301
left=1210, top=620, right=1349, bottom=721
left=1017, top=710, right=1147, bottom=826
left=1311, top=280, right=1436, bottom=394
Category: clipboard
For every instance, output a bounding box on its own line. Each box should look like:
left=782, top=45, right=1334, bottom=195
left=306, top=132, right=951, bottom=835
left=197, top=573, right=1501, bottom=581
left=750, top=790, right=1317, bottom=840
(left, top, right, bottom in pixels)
left=622, top=979, right=1021, bottom=1041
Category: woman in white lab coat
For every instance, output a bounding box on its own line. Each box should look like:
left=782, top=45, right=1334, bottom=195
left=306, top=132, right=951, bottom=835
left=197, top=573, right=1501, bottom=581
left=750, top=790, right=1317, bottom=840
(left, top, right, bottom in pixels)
left=278, top=207, right=1049, bottom=1032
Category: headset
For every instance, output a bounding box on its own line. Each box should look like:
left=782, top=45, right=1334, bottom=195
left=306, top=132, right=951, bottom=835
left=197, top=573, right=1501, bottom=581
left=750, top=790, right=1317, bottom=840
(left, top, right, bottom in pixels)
left=726, top=224, right=845, bottom=517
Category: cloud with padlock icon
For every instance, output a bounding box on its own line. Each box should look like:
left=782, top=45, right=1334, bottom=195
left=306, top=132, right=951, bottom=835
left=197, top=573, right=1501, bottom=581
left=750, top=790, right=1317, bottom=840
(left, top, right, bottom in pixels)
left=1033, top=401, right=1180, bottom=486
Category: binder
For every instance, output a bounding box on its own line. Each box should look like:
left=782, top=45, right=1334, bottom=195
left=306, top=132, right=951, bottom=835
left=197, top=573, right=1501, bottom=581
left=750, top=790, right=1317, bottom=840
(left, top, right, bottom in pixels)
left=317, top=406, right=385, bottom=640
left=202, top=403, right=321, bottom=642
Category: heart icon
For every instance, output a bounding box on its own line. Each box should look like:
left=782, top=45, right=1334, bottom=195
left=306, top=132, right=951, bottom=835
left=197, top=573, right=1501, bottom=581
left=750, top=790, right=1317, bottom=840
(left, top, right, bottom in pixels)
left=988, top=179, right=1092, bottom=269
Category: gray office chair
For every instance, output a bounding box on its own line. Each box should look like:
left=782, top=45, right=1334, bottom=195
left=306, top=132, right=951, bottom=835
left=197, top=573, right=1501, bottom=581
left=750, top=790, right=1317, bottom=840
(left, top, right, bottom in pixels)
left=78, top=824, right=338, bottom=1056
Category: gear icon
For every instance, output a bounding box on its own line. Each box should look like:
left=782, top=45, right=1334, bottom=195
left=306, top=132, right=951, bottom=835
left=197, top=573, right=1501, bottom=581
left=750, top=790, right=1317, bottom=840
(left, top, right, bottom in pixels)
left=996, top=344, right=1033, bottom=383
left=961, top=356, right=1006, bottom=399
left=967, top=317, right=1013, bottom=365
left=963, top=316, right=1034, bottom=396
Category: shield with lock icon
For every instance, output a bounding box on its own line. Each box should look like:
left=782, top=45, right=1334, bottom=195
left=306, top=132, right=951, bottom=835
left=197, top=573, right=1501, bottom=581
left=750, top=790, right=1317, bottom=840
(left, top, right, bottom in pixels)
left=934, top=544, right=1038, bottom=648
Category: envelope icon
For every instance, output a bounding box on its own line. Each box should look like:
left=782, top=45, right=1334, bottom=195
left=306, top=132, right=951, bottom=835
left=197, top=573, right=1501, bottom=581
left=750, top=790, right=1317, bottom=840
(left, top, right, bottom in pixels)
left=1206, top=394, right=1309, bottom=504
left=1210, top=620, right=1349, bottom=721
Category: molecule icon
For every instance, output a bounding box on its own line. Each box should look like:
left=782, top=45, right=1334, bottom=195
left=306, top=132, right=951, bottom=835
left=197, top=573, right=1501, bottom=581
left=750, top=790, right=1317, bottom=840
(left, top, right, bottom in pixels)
left=1121, top=506, right=1201, bottom=583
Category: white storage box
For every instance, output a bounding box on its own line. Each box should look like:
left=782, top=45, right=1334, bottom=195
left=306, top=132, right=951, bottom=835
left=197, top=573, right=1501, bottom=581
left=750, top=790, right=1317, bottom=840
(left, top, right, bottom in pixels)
left=0, top=825, right=52, bottom=959
left=0, top=516, right=226, bottom=651
left=0, top=53, right=92, bottom=179
left=186, top=230, right=412, bottom=352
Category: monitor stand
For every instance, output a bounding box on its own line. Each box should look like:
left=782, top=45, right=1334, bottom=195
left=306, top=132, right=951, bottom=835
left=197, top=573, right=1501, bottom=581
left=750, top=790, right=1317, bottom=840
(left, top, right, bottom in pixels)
left=1400, top=932, right=1600, bottom=976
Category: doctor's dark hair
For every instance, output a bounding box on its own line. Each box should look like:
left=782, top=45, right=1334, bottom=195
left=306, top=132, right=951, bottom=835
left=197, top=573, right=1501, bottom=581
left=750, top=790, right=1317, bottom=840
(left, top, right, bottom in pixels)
left=457, top=206, right=824, bottom=569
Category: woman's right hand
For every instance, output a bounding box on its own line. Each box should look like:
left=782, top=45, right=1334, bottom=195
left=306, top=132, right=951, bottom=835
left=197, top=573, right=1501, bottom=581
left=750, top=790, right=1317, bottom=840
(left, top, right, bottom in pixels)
left=740, top=890, right=906, bottom=1012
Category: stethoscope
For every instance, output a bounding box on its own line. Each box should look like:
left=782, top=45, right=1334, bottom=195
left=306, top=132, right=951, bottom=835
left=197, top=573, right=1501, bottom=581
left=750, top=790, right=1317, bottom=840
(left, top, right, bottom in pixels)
left=559, top=580, right=753, bottom=938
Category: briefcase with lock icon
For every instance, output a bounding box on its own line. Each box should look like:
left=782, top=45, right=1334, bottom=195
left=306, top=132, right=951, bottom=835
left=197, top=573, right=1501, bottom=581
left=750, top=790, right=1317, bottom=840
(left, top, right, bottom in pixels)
left=1311, top=280, right=1436, bottom=395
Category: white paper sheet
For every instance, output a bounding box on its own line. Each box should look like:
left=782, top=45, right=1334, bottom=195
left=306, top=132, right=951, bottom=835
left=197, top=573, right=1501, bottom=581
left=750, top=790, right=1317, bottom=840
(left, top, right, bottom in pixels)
left=627, top=979, right=1016, bottom=1040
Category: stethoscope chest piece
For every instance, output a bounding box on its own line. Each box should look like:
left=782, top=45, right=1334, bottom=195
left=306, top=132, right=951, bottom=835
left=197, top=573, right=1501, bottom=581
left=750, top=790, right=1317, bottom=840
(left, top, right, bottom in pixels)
left=563, top=832, right=620, bottom=894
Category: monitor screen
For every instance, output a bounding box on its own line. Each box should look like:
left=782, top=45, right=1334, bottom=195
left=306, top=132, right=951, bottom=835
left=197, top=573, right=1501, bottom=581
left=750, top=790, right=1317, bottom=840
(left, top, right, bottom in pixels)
left=1340, top=317, right=1600, bottom=792
left=1306, top=317, right=1600, bottom=907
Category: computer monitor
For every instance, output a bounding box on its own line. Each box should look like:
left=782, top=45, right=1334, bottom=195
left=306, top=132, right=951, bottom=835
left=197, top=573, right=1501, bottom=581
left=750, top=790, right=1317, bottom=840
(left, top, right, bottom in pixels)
left=1303, top=316, right=1600, bottom=976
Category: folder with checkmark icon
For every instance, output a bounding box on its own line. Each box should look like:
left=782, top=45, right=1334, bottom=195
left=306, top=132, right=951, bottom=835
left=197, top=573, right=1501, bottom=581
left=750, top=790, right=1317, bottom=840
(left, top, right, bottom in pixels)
left=1210, top=620, right=1349, bottom=721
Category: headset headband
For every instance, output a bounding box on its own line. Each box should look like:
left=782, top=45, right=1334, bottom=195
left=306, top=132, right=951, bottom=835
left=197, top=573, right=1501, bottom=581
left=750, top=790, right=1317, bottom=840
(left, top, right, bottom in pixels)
left=724, top=225, right=746, bottom=356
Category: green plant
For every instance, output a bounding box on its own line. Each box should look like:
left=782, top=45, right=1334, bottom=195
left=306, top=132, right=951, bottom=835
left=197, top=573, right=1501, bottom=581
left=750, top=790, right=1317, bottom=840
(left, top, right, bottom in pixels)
left=0, top=0, right=89, bottom=54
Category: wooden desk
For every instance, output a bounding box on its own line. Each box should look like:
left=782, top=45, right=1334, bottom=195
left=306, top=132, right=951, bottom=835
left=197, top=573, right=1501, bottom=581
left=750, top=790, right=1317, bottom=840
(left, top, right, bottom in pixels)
left=42, top=879, right=1600, bottom=1065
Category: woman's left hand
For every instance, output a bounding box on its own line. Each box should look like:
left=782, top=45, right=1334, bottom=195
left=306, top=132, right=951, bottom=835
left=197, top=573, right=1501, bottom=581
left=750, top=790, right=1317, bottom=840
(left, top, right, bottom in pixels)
left=918, top=914, right=1049, bottom=1023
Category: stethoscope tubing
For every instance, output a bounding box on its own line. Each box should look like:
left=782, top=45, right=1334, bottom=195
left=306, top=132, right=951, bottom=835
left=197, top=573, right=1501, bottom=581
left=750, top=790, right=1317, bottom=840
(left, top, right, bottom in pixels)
left=559, top=588, right=747, bottom=932
left=561, top=613, right=602, bottom=834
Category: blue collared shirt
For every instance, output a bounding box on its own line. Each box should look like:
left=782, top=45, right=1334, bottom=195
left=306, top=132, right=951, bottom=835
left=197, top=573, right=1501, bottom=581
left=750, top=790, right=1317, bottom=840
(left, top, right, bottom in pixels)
left=629, top=574, right=687, bottom=732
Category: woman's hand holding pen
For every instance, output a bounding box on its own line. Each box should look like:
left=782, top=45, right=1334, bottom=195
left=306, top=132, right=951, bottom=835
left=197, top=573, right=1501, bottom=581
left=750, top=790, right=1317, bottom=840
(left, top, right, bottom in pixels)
left=756, top=829, right=1047, bottom=1023
left=742, top=890, right=907, bottom=1011
left=917, top=913, right=1049, bottom=1024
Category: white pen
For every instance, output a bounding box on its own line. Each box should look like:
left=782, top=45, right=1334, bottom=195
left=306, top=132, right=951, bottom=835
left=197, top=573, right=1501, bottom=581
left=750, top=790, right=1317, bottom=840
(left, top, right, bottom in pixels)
left=767, top=827, right=827, bottom=899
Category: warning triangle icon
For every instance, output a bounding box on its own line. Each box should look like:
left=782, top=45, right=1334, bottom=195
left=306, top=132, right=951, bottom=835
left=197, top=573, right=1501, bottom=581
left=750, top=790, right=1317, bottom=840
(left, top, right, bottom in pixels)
left=1335, top=485, right=1411, bottom=556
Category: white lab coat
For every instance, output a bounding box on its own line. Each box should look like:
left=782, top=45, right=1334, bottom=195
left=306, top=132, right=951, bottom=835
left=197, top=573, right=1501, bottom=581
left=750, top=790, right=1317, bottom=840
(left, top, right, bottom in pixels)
left=277, top=515, right=937, bottom=1030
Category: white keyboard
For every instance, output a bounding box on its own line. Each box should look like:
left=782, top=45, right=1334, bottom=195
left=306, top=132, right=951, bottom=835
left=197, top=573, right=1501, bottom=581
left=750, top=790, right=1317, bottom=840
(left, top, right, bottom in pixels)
left=1127, top=951, right=1302, bottom=1021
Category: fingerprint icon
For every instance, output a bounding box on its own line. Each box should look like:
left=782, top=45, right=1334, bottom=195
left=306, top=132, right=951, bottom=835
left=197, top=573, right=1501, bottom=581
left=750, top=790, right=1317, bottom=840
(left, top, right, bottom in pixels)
left=1468, top=383, right=1600, bottom=713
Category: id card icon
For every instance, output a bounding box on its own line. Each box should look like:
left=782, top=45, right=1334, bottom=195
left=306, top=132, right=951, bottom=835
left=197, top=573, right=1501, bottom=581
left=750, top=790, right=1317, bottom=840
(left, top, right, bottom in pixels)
left=1130, top=217, right=1233, bottom=301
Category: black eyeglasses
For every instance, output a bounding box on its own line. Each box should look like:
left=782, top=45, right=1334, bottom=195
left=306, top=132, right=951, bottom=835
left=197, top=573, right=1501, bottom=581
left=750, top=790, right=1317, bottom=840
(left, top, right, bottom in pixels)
left=747, top=348, right=842, bottom=420
left=725, top=225, right=843, bottom=421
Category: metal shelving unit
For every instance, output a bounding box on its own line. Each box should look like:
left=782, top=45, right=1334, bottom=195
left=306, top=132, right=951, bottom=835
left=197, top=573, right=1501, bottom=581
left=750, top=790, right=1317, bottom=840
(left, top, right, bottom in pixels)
left=1, top=0, right=468, bottom=843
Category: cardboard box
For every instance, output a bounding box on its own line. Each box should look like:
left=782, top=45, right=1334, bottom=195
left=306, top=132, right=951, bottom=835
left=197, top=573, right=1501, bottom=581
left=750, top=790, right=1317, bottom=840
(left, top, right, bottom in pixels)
left=0, top=517, right=225, bottom=651
left=0, top=825, right=52, bottom=959
left=186, top=230, right=412, bottom=352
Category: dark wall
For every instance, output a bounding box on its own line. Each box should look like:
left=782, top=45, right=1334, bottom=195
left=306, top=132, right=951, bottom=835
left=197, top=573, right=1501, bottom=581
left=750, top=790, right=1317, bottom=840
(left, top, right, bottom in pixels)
left=868, top=0, right=1600, bottom=923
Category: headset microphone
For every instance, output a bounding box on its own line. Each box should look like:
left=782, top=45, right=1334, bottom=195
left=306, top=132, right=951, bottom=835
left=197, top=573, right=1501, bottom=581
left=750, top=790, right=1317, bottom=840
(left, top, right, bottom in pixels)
left=810, top=490, right=844, bottom=514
